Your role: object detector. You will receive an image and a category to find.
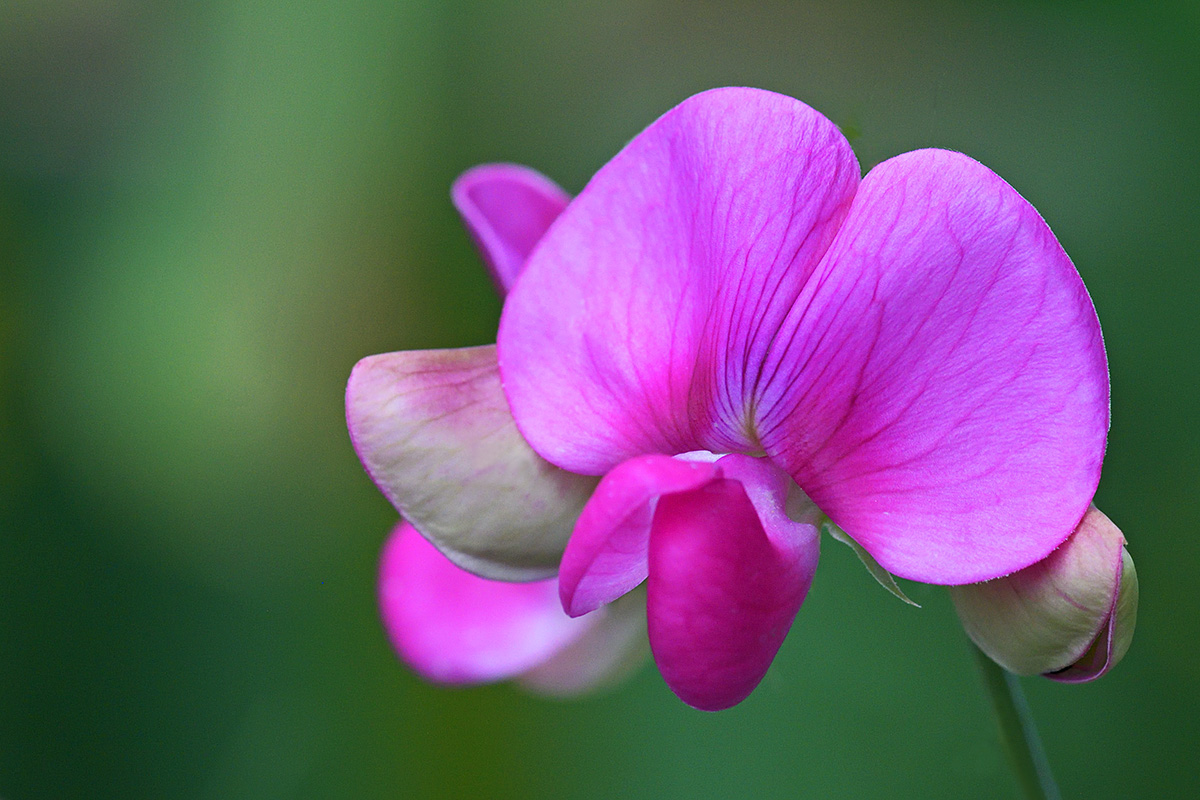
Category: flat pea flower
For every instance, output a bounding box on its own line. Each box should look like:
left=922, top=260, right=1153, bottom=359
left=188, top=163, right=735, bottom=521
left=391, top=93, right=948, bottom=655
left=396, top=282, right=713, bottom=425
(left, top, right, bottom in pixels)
left=349, top=88, right=1118, bottom=710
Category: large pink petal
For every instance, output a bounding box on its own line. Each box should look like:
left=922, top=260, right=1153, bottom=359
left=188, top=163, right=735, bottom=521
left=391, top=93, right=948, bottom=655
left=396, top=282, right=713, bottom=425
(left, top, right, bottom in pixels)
left=558, top=455, right=720, bottom=617
left=498, top=88, right=860, bottom=474
left=647, top=462, right=819, bottom=711
left=758, top=149, right=1109, bottom=584
left=347, top=345, right=598, bottom=581
left=451, top=164, right=570, bottom=294
left=379, top=522, right=596, bottom=684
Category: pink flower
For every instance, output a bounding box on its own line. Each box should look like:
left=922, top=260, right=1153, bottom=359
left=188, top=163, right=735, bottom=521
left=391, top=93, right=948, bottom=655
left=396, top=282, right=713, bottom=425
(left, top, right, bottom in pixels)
left=349, top=88, right=1112, bottom=710
left=355, top=165, right=643, bottom=692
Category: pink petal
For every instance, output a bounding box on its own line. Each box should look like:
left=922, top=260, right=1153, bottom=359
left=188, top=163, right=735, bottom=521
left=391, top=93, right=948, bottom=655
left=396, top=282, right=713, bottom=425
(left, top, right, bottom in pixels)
left=517, top=590, right=648, bottom=696
left=451, top=164, right=570, bottom=294
left=498, top=88, right=860, bottom=474
left=558, top=455, right=720, bottom=617
left=758, top=149, right=1108, bottom=583
left=379, top=522, right=596, bottom=684
left=347, top=345, right=598, bottom=581
left=647, top=461, right=819, bottom=711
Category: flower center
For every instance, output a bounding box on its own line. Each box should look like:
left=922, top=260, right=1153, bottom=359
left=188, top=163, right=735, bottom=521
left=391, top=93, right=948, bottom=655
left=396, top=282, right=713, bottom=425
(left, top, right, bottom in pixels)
left=673, top=450, right=822, bottom=525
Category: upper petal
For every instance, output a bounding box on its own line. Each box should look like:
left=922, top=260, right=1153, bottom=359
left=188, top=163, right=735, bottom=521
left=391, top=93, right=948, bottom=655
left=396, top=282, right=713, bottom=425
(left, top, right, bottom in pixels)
left=758, top=149, right=1109, bottom=583
left=647, top=463, right=819, bottom=711
left=498, top=88, right=860, bottom=474
left=379, top=522, right=596, bottom=684
left=451, top=164, right=570, bottom=294
left=347, top=345, right=598, bottom=581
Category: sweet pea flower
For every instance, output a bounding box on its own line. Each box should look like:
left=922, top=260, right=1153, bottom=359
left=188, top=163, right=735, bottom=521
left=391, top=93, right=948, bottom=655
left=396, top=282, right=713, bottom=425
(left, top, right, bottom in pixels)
left=356, top=165, right=644, bottom=693
left=498, top=88, right=1109, bottom=710
left=950, top=505, right=1138, bottom=682
left=350, top=87, right=1113, bottom=711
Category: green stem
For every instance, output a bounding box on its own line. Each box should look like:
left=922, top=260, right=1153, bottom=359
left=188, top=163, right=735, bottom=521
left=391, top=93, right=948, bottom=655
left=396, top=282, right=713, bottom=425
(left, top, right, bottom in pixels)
left=971, top=644, right=1062, bottom=800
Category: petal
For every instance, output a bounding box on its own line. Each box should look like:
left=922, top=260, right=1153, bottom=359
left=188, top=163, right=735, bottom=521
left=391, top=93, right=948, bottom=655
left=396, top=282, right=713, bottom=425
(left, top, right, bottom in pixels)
left=451, top=164, right=570, bottom=294
left=950, top=505, right=1126, bottom=676
left=347, top=345, right=598, bottom=581
left=1047, top=544, right=1138, bottom=683
left=558, top=455, right=720, bottom=617
left=498, top=87, right=860, bottom=474
left=378, top=522, right=596, bottom=684
left=517, top=589, right=648, bottom=696
left=647, top=470, right=820, bottom=711
left=759, top=149, right=1109, bottom=583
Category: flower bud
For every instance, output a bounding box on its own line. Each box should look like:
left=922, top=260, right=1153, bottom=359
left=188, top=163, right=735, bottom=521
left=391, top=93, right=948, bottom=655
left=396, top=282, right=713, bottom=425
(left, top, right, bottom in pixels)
left=949, top=505, right=1137, bottom=682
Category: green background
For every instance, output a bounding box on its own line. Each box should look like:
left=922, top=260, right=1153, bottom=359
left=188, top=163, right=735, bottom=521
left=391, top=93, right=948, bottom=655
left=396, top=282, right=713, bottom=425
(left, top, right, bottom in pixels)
left=2, top=1, right=1196, bottom=797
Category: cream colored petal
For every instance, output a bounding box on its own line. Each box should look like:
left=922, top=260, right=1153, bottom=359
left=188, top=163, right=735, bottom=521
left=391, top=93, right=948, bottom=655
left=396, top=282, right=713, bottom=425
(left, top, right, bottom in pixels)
left=347, top=345, right=598, bottom=580
left=950, top=505, right=1128, bottom=676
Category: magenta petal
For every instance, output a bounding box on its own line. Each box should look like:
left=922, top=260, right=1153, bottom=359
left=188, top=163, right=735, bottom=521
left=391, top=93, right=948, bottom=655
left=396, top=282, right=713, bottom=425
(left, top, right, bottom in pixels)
left=452, top=164, right=570, bottom=294
left=647, top=474, right=819, bottom=711
left=379, top=522, right=595, bottom=684
left=498, top=88, right=860, bottom=474
left=558, top=455, right=720, bottom=617
left=759, top=149, right=1109, bottom=584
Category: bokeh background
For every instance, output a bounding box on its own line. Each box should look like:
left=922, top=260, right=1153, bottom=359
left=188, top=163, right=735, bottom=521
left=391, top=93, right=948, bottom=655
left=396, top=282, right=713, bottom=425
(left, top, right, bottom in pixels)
left=2, top=1, right=1197, bottom=797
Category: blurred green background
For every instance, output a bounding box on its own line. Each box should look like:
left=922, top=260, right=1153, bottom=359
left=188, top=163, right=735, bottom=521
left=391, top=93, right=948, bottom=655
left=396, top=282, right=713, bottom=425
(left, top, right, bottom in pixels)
left=2, top=1, right=1196, bottom=797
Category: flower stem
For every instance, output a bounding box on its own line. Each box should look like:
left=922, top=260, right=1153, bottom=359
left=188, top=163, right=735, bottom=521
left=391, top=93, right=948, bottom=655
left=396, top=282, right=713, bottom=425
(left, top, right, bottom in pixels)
left=971, top=644, right=1062, bottom=800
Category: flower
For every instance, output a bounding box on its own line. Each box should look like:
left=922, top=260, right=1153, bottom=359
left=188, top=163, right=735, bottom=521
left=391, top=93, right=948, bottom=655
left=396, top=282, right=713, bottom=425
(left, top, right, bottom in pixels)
left=950, top=505, right=1138, bottom=682
left=496, top=88, right=1109, bottom=709
left=350, top=87, right=1113, bottom=711
left=356, top=165, right=644, bottom=693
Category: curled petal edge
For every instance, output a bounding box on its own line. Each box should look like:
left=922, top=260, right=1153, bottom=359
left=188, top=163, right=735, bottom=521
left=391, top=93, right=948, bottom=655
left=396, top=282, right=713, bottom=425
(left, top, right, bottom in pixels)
left=558, top=455, right=721, bottom=617
left=1046, top=543, right=1138, bottom=683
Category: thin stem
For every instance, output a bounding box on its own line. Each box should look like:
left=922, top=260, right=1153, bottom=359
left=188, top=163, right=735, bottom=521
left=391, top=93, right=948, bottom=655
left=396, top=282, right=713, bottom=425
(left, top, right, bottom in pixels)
left=971, top=644, right=1062, bottom=800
